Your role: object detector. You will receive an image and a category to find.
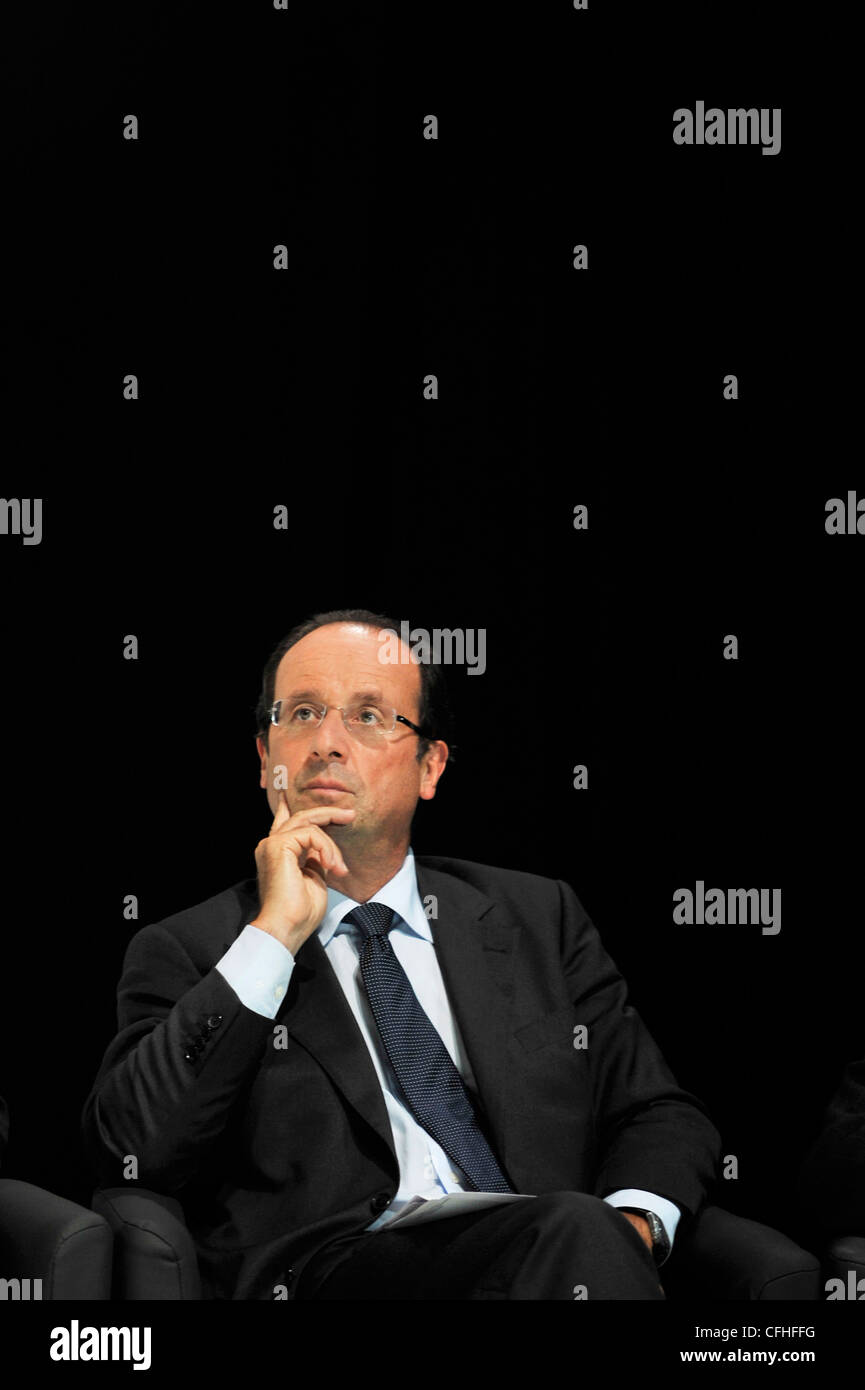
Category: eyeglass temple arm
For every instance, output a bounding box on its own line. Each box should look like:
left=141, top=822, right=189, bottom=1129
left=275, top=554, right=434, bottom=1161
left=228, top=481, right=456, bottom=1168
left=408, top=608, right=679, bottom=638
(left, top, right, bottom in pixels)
left=395, top=714, right=427, bottom=736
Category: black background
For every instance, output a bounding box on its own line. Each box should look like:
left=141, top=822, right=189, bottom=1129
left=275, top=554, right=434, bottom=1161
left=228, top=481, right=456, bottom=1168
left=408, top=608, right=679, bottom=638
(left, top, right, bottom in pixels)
left=1, top=0, right=860, bottom=1271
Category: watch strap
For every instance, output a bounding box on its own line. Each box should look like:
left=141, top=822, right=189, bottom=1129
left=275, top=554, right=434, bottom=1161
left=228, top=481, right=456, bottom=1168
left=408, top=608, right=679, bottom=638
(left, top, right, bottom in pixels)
left=618, top=1206, right=671, bottom=1267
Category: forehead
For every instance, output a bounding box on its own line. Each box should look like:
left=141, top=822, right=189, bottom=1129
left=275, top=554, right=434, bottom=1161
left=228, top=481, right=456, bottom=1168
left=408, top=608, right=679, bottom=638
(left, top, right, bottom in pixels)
left=274, top=623, right=422, bottom=709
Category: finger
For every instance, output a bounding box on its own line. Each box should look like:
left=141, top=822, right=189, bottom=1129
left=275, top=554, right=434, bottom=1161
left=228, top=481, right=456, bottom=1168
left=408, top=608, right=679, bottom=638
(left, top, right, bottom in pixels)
left=288, top=805, right=356, bottom=826
left=276, top=805, right=356, bottom=838
left=282, top=825, right=349, bottom=875
left=302, top=825, right=349, bottom=875
left=270, top=791, right=292, bottom=831
left=302, top=856, right=327, bottom=885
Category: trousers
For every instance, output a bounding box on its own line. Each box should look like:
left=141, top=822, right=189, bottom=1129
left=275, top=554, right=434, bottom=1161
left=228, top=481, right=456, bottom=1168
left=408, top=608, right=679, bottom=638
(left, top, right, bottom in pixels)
left=296, top=1191, right=666, bottom=1300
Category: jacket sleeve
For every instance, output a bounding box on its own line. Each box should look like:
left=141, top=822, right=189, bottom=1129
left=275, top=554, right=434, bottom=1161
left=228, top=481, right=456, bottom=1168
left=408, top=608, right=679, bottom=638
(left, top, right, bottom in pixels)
left=81, top=921, right=274, bottom=1194
left=556, top=878, right=722, bottom=1221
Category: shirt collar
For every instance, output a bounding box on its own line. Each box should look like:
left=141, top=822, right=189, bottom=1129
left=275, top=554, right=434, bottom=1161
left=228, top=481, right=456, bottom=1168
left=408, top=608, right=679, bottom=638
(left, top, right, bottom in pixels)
left=318, top=846, right=433, bottom=948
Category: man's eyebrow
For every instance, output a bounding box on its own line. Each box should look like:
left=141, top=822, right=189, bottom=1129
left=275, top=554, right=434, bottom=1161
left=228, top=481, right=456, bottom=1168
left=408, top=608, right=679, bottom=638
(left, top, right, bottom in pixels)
left=279, top=688, right=389, bottom=703
left=278, top=688, right=324, bottom=704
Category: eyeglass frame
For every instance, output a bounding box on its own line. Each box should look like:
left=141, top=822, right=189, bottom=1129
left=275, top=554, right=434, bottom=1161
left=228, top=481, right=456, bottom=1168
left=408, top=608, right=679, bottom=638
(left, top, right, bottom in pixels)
left=268, top=698, right=429, bottom=740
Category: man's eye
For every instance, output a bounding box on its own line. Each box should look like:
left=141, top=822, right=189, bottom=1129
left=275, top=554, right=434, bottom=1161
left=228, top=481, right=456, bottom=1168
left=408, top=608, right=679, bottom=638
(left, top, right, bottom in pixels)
left=356, top=707, right=384, bottom=725
left=291, top=705, right=318, bottom=722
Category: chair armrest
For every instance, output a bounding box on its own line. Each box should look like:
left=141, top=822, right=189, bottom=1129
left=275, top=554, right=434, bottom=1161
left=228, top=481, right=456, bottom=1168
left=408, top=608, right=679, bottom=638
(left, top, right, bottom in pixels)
left=0, top=1178, right=112, bottom=1299
left=92, top=1187, right=201, bottom=1300
left=664, top=1204, right=821, bottom=1300
left=823, top=1234, right=865, bottom=1288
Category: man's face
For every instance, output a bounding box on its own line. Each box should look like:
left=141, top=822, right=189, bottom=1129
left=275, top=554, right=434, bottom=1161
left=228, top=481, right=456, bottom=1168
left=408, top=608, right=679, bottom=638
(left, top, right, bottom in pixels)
left=255, top=622, right=448, bottom=849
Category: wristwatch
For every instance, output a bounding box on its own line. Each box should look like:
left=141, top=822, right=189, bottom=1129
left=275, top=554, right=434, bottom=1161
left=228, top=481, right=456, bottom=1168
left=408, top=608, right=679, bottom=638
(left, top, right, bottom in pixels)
left=618, top=1207, right=671, bottom=1267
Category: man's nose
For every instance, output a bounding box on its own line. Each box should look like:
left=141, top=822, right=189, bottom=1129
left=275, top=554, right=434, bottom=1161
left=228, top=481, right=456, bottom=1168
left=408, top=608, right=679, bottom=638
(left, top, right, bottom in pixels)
left=309, top=706, right=350, bottom=757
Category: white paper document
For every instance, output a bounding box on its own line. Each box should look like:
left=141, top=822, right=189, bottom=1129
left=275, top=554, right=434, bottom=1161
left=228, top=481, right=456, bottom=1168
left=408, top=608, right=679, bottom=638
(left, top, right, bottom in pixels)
left=384, top=1191, right=536, bottom=1229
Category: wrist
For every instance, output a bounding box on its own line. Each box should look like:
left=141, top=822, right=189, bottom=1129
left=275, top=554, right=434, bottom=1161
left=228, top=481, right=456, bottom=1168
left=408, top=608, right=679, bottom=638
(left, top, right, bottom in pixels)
left=249, top=917, right=301, bottom=956
left=618, top=1207, right=671, bottom=1266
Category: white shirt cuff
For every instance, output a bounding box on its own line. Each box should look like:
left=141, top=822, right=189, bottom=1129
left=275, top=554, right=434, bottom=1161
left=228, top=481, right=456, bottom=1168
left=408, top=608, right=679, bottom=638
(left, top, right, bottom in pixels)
left=215, top=923, right=295, bottom=1019
left=604, top=1188, right=681, bottom=1250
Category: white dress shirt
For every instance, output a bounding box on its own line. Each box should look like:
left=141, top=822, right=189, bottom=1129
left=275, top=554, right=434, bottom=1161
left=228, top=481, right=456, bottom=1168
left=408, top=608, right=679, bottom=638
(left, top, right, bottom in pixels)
left=215, top=847, right=681, bottom=1246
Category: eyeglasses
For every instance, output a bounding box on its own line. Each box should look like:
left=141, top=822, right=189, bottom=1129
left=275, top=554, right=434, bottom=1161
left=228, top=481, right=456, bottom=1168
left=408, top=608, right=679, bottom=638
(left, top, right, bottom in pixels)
left=269, top=699, right=427, bottom=744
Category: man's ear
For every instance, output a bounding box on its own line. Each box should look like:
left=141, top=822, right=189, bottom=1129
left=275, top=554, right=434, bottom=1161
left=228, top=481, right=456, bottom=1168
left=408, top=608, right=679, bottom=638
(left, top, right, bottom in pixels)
left=256, top=735, right=269, bottom=789
left=419, top=740, right=449, bottom=801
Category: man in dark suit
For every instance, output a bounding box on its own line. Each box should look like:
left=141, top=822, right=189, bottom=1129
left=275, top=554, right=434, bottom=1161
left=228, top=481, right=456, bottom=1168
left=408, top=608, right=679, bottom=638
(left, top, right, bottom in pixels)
left=82, top=608, right=721, bottom=1300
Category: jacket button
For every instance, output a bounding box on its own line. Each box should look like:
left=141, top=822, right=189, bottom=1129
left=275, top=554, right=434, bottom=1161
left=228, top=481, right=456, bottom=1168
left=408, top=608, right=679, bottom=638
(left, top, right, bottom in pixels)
left=206, top=1014, right=223, bottom=1030
left=370, top=1192, right=391, bottom=1214
left=183, top=1051, right=196, bottom=1064
left=286, top=1267, right=295, bottom=1283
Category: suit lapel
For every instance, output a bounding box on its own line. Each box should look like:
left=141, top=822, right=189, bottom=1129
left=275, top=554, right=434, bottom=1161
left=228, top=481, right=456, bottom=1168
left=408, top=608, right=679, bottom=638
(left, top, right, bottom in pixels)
left=414, top=861, right=517, bottom=1163
left=280, top=934, right=400, bottom=1171
left=230, top=878, right=398, bottom=1170
left=230, top=861, right=519, bottom=1174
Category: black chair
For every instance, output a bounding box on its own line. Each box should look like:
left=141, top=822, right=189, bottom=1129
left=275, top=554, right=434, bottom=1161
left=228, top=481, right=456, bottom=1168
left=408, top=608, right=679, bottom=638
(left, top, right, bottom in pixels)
left=0, top=1095, right=113, bottom=1301
left=821, top=1234, right=865, bottom=1301
left=661, top=1205, right=821, bottom=1300
left=0, top=1179, right=113, bottom=1300
left=92, top=1187, right=821, bottom=1301
left=795, top=1057, right=865, bottom=1301
left=92, top=1187, right=200, bottom=1300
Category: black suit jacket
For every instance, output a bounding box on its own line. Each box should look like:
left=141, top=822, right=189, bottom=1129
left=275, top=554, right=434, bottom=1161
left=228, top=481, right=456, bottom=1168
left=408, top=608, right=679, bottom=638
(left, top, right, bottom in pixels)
left=81, top=856, right=721, bottom=1299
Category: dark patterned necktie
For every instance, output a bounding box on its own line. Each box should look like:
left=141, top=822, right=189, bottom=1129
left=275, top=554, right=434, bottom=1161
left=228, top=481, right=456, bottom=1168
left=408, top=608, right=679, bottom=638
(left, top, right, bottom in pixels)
left=343, top=901, right=513, bottom=1193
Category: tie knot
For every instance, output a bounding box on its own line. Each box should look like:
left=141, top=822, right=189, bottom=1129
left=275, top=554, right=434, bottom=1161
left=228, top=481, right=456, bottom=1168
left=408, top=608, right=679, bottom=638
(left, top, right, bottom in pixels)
left=344, top=901, right=396, bottom=939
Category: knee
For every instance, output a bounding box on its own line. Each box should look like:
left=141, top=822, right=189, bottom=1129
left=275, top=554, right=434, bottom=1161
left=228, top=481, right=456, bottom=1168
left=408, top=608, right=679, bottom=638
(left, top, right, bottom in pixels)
left=529, top=1191, right=618, bottom=1233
